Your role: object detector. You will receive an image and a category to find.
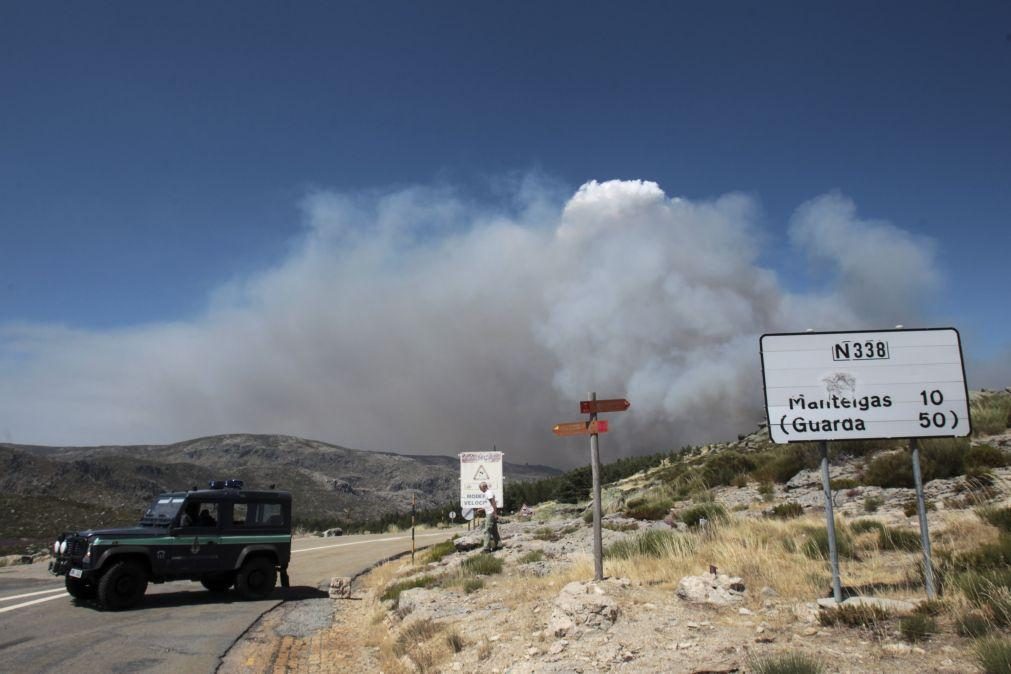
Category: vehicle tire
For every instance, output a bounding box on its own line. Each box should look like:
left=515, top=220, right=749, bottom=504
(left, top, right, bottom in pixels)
left=97, top=560, right=148, bottom=610
left=200, top=572, right=234, bottom=593
left=65, top=574, right=97, bottom=600
left=235, top=557, right=276, bottom=600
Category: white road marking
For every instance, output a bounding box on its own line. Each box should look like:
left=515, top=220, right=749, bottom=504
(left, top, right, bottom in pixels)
left=293, top=532, right=451, bottom=554
left=0, top=587, right=67, bottom=603
left=0, top=592, right=68, bottom=614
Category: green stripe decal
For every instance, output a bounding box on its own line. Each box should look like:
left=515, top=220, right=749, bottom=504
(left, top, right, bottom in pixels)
left=92, top=535, right=291, bottom=546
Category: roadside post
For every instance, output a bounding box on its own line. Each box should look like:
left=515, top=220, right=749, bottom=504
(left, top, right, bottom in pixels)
left=554, top=393, right=630, bottom=582
left=760, top=328, right=970, bottom=601
left=411, top=493, right=416, bottom=564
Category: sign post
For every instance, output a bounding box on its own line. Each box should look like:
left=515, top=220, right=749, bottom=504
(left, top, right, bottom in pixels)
left=553, top=395, right=630, bottom=582
left=819, top=441, right=843, bottom=602
left=760, top=328, right=970, bottom=601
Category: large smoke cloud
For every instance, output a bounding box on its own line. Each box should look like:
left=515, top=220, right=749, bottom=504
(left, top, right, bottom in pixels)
left=0, top=179, right=942, bottom=466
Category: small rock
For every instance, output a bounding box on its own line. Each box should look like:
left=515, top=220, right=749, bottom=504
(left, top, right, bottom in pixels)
left=548, top=640, right=568, bottom=655
left=489, top=634, right=500, bottom=642
left=527, top=647, right=540, bottom=656
left=738, top=608, right=753, bottom=616
left=883, top=643, right=913, bottom=655
left=800, top=627, right=818, bottom=637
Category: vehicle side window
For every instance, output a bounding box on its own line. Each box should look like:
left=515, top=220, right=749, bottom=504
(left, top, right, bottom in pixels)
left=248, top=502, right=285, bottom=527
left=180, top=501, right=219, bottom=528
left=232, top=502, right=247, bottom=526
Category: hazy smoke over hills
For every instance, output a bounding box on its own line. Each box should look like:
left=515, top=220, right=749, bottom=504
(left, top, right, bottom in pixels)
left=0, top=179, right=942, bottom=466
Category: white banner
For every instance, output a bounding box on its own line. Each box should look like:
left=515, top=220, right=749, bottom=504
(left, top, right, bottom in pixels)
left=459, top=451, right=504, bottom=509
left=760, top=328, right=971, bottom=443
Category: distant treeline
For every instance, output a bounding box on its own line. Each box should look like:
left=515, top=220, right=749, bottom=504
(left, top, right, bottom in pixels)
left=292, top=449, right=686, bottom=533
left=503, top=449, right=687, bottom=507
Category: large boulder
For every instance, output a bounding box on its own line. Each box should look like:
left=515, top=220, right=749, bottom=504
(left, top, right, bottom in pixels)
left=676, top=572, right=746, bottom=606
left=547, top=581, right=620, bottom=637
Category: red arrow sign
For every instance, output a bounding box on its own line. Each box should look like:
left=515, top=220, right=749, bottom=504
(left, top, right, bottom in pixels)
left=553, top=420, right=609, bottom=436
left=580, top=398, right=630, bottom=414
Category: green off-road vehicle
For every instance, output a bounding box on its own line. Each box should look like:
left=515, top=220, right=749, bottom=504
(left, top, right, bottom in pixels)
left=49, top=480, right=292, bottom=610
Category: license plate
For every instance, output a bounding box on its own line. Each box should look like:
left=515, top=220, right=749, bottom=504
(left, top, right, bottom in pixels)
left=69, top=568, right=83, bottom=578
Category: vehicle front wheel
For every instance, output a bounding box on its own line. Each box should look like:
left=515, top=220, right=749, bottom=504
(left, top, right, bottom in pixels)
left=235, top=557, right=276, bottom=600
left=200, top=572, right=234, bottom=593
left=65, top=574, right=97, bottom=600
left=97, top=560, right=149, bottom=610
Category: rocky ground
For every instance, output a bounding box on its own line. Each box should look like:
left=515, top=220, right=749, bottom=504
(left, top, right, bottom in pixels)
left=221, top=432, right=1011, bottom=670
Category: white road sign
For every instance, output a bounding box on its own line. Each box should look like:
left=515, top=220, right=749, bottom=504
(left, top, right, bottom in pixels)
left=760, top=328, right=971, bottom=443
left=459, top=451, right=504, bottom=509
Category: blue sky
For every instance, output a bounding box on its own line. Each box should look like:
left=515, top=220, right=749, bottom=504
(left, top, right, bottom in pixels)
left=1, top=2, right=1009, bottom=457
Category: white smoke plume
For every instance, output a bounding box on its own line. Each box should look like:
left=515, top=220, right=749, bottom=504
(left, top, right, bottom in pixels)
left=0, top=179, right=943, bottom=466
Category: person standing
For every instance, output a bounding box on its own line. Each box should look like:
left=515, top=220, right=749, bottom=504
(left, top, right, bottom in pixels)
left=479, top=482, right=501, bottom=552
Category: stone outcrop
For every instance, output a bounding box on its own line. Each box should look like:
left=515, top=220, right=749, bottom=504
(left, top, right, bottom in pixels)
left=676, top=572, right=746, bottom=606
left=547, top=581, right=620, bottom=637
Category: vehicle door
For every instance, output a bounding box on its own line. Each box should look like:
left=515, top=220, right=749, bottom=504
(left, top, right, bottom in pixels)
left=169, top=499, right=223, bottom=574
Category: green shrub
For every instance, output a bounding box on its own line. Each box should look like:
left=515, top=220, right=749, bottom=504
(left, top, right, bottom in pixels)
left=818, top=603, right=890, bottom=628
left=879, top=526, right=923, bottom=552
left=381, top=575, right=439, bottom=607
left=972, top=394, right=1011, bottom=435
left=902, top=499, right=935, bottom=518
left=461, top=554, right=503, bottom=576
left=864, top=451, right=913, bottom=488
left=979, top=507, right=1011, bottom=533
left=830, top=478, right=860, bottom=490
left=956, top=611, right=993, bottom=638
left=850, top=519, right=886, bottom=535
left=974, top=636, right=1011, bottom=674
left=863, top=495, right=884, bottom=513
left=956, top=569, right=1011, bottom=627
left=532, top=526, right=559, bottom=541
left=462, top=577, right=484, bottom=594
left=758, top=481, right=775, bottom=502
left=622, top=495, right=673, bottom=521
left=604, top=529, right=696, bottom=560
left=767, top=502, right=804, bottom=519
left=582, top=509, right=594, bottom=524
left=679, top=502, right=728, bottom=528
left=423, top=539, right=457, bottom=563
left=967, top=443, right=1009, bottom=468
left=899, top=613, right=937, bottom=642
left=747, top=652, right=825, bottom=674
left=702, top=451, right=757, bottom=487
left=753, top=446, right=818, bottom=484
left=394, top=619, right=443, bottom=656
left=952, top=535, right=1011, bottom=573
left=799, top=525, right=856, bottom=560
left=517, top=550, right=545, bottom=564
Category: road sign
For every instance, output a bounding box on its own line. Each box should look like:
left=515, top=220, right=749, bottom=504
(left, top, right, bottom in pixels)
left=580, top=398, right=630, bottom=414
left=552, top=419, right=609, bottom=436
left=449, top=511, right=456, bottom=521
left=760, top=328, right=971, bottom=443
left=459, top=451, right=504, bottom=510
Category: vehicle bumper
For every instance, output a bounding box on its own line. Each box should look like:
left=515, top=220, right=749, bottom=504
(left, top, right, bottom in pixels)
left=49, top=558, right=92, bottom=579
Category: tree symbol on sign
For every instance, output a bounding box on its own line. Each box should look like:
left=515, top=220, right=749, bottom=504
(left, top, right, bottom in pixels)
left=472, top=465, right=490, bottom=481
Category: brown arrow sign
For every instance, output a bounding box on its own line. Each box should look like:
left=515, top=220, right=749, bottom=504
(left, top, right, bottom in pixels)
left=580, top=398, right=630, bottom=414
left=553, top=420, right=609, bottom=436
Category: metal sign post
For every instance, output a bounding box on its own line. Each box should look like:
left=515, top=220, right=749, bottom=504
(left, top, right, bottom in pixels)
left=588, top=392, right=604, bottom=581
left=910, top=438, right=937, bottom=598
left=819, top=441, right=843, bottom=603
left=411, top=493, right=416, bottom=564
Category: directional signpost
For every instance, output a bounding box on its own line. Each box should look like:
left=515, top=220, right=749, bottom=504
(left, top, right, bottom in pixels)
left=761, top=328, right=971, bottom=600
left=554, top=394, right=630, bottom=581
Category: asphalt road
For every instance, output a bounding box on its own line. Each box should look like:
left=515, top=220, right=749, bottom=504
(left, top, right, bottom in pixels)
left=0, top=528, right=462, bottom=673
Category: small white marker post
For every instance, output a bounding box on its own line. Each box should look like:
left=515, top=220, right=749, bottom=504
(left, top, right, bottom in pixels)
left=819, top=440, right=843, bottom=603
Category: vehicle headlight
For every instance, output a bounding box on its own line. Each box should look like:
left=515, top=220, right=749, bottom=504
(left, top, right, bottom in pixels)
left=59, top=540, right=68, bottom=554
left=53, top=540, right=60, bottom=554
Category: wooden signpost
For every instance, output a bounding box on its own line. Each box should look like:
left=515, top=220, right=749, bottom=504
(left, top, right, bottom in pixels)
left=553, top=393, right=629, bottom=581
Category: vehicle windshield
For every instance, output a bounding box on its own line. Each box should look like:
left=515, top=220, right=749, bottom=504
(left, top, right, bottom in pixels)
left=139, top=495, right=185, bottom=526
